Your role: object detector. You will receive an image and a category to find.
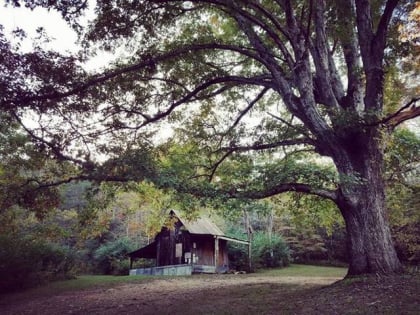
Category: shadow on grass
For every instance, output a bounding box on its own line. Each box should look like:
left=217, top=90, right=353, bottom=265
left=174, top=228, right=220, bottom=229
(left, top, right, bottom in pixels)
left=2, top=266, right=417, bottom=315
left=163, top=275, right=419, bottom=315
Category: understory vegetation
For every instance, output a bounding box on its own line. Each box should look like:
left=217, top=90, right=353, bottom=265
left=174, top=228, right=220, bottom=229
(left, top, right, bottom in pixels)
left=0, top=234, right=77, bottom=293
left=1, top=165, right=418, bottom=292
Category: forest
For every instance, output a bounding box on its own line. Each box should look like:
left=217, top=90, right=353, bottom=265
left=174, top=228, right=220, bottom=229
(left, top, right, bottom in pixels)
left=0, top=0, right=419, bottom=298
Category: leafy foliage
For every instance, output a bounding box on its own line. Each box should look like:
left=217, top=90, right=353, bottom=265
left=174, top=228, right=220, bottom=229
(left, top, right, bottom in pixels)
left=93, top=237, right=136, bottom=275
left=227, top=229, right=290, bottom=271
left=0, top=114, right=64, bottom=217
left=0, top=234, right=77, bottom=293
left=388, top=183, right=420, bottom=265
left=385, top=129, right=420, bottom=184
left=385, top=129, right=420, bottom=265
left=251, top=232, right=290, bottom=269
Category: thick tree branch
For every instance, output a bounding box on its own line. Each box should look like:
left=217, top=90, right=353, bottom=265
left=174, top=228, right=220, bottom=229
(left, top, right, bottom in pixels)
left=334, top=0, right=362, bottom=110
left=266, top=112, right=313, bottom=141
left=208, top=150, right=233, bottom=182
left=226, top=87, right=269, bottom=135
left=135, top=75, right=273, bottom=128
left=218, top=138, right=315, bottom=153
left=234, top=2, right=295, bottom=67
left=310, top=1, right=340, bottom=109
left=207, top=138, right=315, bottom=183
left=26, top=174, right=136, bottom=190
left=11, top=111, right=89, bottom=166
left=375, top=0, right=399, bottom=49
left=355, top=0, right=398, bottom=111
left=231, top=182, right=338, bottom=202
left=12, top=43, right=266, bottom=107
left=169, top=179, right=338, bottom=204
left=197, top=1, right=295, bottom=66
left=383, top=97, right=420, bottom=130
left=355, top=0, right=374, bottom=68
left=231, top=3, right=305, bottom=124
left=247, top=1, right=292, bottom=41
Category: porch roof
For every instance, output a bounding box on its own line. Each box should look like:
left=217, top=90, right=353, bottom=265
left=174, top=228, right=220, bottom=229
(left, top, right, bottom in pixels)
left=128, top=241, right=156, bottom=259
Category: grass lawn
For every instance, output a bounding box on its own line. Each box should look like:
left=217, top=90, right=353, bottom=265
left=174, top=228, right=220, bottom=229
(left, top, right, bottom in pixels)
left=0, top=274, right=154, bottom=301
left=3, top=264, right=347, bottom=298
left=0, top=264, right=345, bottom=302
left=257, top=264, right=348, bottom=278
left=2, top=264, right=418, bottom=314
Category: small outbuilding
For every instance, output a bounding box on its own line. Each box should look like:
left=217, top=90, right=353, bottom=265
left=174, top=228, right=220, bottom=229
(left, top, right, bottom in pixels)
left=128, top=210, right=249, bottom=275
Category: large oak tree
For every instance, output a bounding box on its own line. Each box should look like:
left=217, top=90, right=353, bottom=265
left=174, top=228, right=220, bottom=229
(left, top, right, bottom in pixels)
left=2, top=1, right=419, bottom=276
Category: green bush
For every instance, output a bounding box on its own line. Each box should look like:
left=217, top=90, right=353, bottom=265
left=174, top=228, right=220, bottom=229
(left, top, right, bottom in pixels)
left=227, top=241, right=249, bottom=271
left=93, top=237, right=135, bottom=275
left=111, top=258, right=131, bottom=275
left=227, top=230, right=290, bottom=271
left=252, top=232, right=290, bottom=269
left=392, top=221, right=420, bottom=265
left=0, top=234, right=77, bottom=293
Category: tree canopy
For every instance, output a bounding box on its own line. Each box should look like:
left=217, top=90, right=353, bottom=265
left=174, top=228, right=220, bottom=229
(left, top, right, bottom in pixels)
left=1, top=0, right=419, bottom=276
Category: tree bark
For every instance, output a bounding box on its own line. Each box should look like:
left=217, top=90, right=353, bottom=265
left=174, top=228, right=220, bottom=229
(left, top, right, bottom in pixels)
left=333, top=131, right=403, bottom=276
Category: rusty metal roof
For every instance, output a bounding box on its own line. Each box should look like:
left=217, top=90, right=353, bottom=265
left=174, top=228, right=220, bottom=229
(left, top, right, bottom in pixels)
left=170, top=209, right=225, bottom=236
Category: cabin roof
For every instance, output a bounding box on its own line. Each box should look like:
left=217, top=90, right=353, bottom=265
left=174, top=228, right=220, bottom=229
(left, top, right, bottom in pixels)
left=128, top=241, right=156, bottom=259
left=170, top=209, right=225, bottom=236
left=128, top=210, right=249, bottom=259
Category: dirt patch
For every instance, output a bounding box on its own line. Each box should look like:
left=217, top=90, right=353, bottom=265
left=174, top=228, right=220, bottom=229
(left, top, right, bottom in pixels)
left=1, top=273, right=418, bottom=314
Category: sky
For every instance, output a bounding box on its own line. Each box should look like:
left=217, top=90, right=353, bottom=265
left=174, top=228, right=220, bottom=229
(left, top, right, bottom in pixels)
left=0, top=4, right=78, bottom=53
left=0, top=2, right=116, bottom=71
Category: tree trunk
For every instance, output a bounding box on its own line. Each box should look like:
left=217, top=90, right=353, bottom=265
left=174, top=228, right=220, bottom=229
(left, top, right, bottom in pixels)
left=333, top=132, right=403, bottom=276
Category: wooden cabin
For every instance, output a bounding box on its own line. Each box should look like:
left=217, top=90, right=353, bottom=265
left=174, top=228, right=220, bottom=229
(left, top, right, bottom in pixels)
left=128, top=210, right=249, bottom=275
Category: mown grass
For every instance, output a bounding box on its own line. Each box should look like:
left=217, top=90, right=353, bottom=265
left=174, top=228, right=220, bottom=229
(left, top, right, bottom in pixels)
left=45, top=274, right=154, bottom=290
left=3, top=265, right=416, bottom=315
left=0, top=274, right=154, bottom=303
left=0, top=264, right=346, bottom=302
left=257, top=264, right=348, bottom=278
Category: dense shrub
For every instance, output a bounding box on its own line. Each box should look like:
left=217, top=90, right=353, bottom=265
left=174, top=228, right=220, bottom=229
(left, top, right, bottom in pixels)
left=392, top=221, right=420, bottom=266
left=0, top=234, right=77, bottom=293
left=227, top=241, right=249, bottom=271
left=252, top=232, right=290, bottom=269
left=281, top=225, right=348, bottom=266
left=93, top=237, right=136, bottom=275
left=227, top=230, right=290, bottom=271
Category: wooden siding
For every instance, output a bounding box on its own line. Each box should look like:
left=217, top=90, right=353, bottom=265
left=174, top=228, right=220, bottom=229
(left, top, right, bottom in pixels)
left=129, top=211, right=249, bottom=273
left=218, top=239, right=229, bottom=268
left=194, top=235, right=215, bottom=266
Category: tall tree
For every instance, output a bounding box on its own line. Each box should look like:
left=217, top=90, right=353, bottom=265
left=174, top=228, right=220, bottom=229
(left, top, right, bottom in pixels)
left=2, top=1, right=419, bottom=276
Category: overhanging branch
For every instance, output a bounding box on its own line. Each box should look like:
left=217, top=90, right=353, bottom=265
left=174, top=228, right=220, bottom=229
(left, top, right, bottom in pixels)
left=218, top=138, right=315, bottom=153
left=14, top=43, right=266, bottom=107
left=136, top=75, right=273, bottom=128
left=231, top=182, right=338, bottom=202
left=382, top=97, right=420, bottom=130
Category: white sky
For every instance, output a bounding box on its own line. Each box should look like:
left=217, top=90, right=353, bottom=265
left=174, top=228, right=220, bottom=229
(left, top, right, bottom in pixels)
left=0, top=2, right=116, bottom=71
left=0, top=4, right=79, bottom=53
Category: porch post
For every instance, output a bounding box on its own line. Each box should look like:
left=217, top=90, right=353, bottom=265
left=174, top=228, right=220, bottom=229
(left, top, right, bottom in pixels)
left=214, top=236, right=219, bottom=269
left=156, top=239, right=160, bottom=267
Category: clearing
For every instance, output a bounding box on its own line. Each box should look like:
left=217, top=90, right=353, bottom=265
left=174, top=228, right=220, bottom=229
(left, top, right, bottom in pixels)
left=0, top=265, right=418, bottom=314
